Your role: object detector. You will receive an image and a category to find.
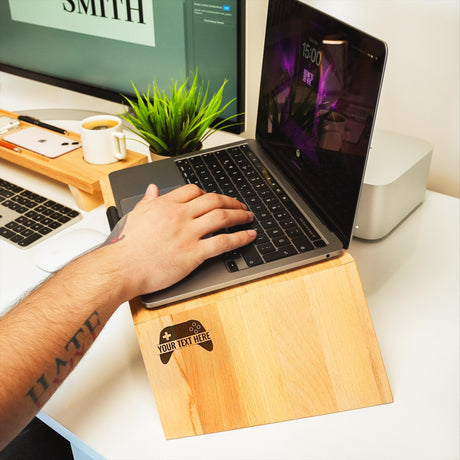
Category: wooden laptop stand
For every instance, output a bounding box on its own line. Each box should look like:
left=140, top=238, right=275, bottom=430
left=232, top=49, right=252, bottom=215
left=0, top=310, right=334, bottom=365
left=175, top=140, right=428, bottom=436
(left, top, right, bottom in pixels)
left=101, top=177, right=393, bottom=440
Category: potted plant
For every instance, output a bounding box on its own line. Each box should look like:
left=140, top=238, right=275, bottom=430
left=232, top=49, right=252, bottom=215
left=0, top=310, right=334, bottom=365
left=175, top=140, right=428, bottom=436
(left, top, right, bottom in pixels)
left=120, top=71, right=242, bottom=159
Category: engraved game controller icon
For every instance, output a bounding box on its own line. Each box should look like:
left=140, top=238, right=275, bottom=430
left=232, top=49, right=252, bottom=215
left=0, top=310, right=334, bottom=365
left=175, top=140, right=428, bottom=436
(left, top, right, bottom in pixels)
left=158, top=320, right=213, bottom=364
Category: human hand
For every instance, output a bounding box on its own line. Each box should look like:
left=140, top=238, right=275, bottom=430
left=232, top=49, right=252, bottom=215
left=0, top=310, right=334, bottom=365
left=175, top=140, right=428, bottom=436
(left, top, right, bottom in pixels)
left=103, top=184, right=256, bottom=299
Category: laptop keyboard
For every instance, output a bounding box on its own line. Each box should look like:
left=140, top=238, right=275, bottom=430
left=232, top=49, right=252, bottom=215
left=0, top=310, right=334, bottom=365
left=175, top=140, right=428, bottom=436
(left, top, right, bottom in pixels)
left=176, top=144, right=326, bottom=272
left=0, top=178, right=81, bottom=249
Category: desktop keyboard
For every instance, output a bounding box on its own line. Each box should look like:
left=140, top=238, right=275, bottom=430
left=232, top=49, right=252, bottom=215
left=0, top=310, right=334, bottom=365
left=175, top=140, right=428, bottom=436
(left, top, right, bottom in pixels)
left=175, top=144, right=325, bottom=272
left=0, top=178, right=81, bottom=249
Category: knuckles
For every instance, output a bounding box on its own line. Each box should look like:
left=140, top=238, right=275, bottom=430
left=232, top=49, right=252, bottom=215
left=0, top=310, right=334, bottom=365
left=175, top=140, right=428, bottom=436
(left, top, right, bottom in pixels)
left=184, top=183, right=203, bottom=193
left=200, top=190, right=242, bottom=210
left=182, top=183, right=204, bottom=198
left=209, top=207, right=230, bottom=223
left=208, top=208, right=250, bottom=227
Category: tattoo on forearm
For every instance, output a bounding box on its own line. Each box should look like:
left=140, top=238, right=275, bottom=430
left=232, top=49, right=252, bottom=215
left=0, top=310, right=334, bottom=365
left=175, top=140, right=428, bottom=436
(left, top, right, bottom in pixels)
left=103, top=216, right=128, bottom=246
left=25, top=311, right=102, bottom=408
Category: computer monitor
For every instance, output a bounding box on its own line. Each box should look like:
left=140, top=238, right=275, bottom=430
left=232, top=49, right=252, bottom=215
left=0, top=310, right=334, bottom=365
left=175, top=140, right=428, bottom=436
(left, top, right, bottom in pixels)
left=0, top=0, right=245, bottom=132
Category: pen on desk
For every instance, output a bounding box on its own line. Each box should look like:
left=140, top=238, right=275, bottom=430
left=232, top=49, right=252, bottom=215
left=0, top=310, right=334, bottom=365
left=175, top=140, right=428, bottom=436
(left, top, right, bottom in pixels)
left=18, top=115, right=68, bottom=135
left=0, top=139, right=21, bottom=152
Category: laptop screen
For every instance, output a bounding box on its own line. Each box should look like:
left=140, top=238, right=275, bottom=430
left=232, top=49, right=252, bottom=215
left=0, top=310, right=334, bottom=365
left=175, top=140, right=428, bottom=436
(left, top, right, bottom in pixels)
left=256, top=0, right=387, bottom=247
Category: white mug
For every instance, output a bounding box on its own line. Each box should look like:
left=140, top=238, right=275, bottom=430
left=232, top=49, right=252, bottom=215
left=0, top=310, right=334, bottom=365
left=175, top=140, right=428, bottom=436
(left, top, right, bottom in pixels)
left=80, top=115, right=127, bottom=165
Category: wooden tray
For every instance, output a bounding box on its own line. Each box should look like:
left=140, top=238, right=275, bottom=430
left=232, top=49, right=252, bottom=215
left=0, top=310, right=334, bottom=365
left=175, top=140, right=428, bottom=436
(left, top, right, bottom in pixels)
left=0, top=109, right=147, bottom=210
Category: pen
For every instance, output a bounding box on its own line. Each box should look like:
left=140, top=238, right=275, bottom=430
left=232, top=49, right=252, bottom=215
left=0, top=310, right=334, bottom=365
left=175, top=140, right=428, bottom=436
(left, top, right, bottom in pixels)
left=18, top=115, right=68, bottom=135
left=0, top=139, right=21, bottom=152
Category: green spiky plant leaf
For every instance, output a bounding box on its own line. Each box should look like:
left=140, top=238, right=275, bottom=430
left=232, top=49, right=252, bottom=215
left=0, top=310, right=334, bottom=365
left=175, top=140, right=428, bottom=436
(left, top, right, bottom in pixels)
left=120, top=71, right=243, bottom=156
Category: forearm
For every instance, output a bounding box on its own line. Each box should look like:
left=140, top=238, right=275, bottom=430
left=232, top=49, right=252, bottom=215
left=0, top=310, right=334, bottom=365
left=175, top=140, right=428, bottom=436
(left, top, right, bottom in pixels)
left=0, top=184, right=256, bottom=450
left=0, top=245, right=125, bottom=450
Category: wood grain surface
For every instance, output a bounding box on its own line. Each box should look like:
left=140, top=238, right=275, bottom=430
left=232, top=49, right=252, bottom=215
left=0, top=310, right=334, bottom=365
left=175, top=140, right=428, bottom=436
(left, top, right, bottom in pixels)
left=131, top=252, right=393, bottom=439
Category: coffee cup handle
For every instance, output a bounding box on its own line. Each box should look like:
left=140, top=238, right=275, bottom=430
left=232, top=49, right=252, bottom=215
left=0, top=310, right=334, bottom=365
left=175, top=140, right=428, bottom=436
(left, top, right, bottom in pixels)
left=113, top=132, right=127, bottom=160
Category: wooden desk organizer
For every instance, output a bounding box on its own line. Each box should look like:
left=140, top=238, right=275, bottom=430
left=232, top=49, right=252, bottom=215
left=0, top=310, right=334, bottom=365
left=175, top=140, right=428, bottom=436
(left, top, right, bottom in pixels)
left=0, top=109, right=147, bottom=211
left=100, top=171, right=393, bottom=440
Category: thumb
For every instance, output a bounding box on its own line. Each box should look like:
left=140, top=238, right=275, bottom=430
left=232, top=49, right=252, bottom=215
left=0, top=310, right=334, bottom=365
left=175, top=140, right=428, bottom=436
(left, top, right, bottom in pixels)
left=144, top=184, right=160, bottom=200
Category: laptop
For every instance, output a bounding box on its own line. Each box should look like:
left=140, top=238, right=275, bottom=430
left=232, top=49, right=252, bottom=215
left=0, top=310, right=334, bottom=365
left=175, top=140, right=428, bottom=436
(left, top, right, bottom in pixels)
left=109, top=0, right=387, bottom=308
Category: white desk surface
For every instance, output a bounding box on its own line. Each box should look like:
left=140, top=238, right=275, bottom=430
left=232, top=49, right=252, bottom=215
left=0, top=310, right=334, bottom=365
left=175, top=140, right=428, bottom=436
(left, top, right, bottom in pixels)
left=1, top=128, right=458, bottom=460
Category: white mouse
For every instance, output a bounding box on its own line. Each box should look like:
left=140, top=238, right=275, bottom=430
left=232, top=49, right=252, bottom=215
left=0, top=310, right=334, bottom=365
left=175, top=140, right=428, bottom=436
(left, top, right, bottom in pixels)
left=34, top=228, right=108, bottom=273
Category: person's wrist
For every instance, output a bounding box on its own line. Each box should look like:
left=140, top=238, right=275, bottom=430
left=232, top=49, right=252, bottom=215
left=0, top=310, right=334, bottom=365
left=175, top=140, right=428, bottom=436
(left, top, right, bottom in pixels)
left=78, top=243, right=137, bottom=305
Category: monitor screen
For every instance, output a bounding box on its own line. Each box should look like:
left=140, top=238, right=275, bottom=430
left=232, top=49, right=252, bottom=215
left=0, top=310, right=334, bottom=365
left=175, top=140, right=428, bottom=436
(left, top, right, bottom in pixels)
left=0, top=0, right=245, bottom=132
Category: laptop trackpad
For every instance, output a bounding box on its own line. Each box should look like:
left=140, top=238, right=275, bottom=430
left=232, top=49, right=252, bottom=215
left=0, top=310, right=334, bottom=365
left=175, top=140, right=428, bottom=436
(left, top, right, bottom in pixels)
left=120, top=186, right=180, bottom=215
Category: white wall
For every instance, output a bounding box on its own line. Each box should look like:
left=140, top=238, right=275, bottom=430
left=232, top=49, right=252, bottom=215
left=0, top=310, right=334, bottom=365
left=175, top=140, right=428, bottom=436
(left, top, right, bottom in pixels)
left=1, top=0, right=458, bottom=197
left=245, top=0, right=460, bottom=197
